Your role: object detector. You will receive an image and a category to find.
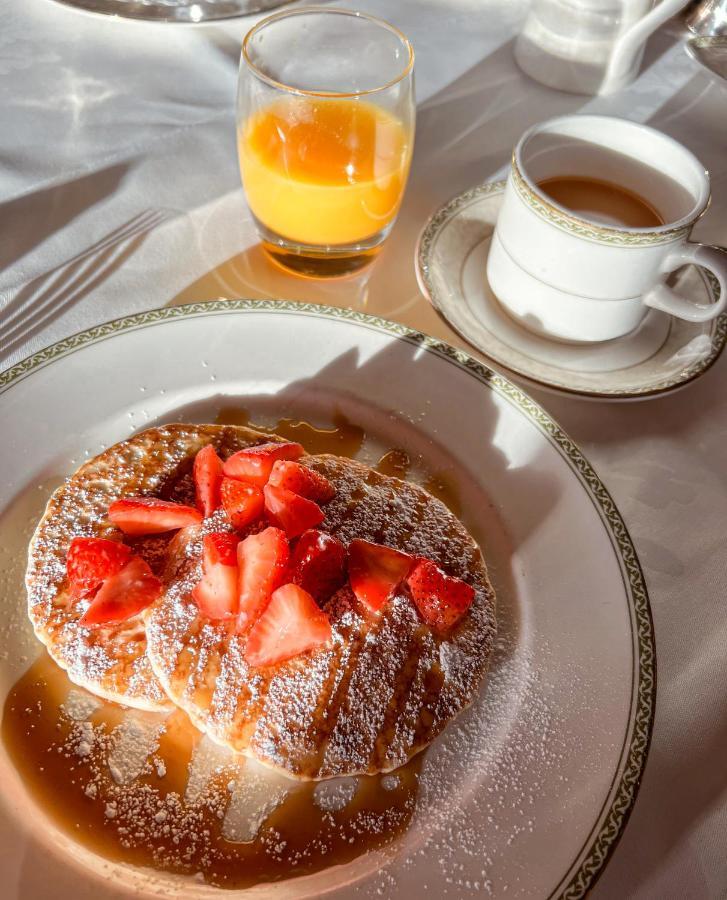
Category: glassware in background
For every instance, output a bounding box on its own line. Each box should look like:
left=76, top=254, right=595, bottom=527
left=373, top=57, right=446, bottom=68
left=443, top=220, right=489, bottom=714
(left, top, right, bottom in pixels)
left=685, top=35, right=727, bottom=81
left=52, top=0, right=286, bottom=23
left=237, top=8, right=415, bottom=278
left=685, top=0, right=727, bottom=80
left=686, top=0, right=727, bottom=36
left=515, top=0, right=690, bottom=95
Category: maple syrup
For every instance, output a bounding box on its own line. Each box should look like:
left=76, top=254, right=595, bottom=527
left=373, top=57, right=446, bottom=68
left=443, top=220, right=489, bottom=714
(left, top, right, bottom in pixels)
left=3, top=653, right=421, bottom=889
left=375, top=448, right=411, bottom=479
left=215, top=407, right=365, bottom=457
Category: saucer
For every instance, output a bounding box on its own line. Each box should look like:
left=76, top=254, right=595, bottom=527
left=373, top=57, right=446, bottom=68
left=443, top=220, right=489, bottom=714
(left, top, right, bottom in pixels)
left=416, top=180, right=727, bottom=399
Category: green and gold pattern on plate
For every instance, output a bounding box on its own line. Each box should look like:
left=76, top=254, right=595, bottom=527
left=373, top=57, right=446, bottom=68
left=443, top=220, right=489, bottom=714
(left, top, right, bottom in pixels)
left=0, top=300, right=656, bottom=899
left=511, top=158, right=692, bottom=247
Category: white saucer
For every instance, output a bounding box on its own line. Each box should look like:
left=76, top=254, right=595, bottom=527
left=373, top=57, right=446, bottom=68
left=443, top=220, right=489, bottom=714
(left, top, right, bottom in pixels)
left=416, top=180, right=727, bottom=399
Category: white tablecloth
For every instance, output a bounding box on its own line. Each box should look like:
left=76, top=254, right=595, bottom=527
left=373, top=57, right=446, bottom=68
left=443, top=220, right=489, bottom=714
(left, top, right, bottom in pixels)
left=2, top=1, right=726, bottom=896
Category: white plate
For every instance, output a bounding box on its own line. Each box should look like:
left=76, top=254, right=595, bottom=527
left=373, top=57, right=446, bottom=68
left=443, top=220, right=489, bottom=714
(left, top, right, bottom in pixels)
left=0, top=302, right=654, bottom=899
left=416, top=180, right=727, bottom=400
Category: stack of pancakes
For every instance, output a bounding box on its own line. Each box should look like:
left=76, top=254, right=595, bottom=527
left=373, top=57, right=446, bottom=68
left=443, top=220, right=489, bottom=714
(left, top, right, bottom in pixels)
left=26, top=424, right=497, bottom=780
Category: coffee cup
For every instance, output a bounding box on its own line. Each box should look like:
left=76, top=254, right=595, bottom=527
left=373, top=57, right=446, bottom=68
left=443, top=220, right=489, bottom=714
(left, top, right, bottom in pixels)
left=486, top=115, right=727, bottom=343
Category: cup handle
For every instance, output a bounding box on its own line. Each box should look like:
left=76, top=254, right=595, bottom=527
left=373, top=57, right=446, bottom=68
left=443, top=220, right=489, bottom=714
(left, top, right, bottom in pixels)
left=643, top=243, right=727, bottom=322
left=601, top=0, right=690, bottom=95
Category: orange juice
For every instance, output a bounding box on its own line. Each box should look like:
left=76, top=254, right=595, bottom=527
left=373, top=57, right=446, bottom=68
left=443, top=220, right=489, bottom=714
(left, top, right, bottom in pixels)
left=239, top=98, right=412, bottom=247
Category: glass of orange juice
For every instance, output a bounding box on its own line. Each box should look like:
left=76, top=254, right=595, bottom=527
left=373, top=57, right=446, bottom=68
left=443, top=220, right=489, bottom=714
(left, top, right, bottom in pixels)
left=237, top=7, right=415, bottom=278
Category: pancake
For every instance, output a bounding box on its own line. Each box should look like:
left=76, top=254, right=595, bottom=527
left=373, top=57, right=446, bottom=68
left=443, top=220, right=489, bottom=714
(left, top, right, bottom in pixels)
left=144, top=426, right=497, bottom=779
left=25, top=424, right=278, bottom=711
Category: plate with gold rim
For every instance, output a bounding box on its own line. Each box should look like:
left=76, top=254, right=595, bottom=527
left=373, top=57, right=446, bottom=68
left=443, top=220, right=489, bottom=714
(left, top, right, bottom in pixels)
left=416, top=180, right=727, bottom=400
left=0, top=302, right=653, bottom=898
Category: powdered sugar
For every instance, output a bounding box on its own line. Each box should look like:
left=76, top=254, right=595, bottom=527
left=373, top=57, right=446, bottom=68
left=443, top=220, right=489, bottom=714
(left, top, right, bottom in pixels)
left=107, top=715, right=165, bottom=785
left=62, top=688, right=100, bottom=721
left=313, top=777, right=358, bottom=812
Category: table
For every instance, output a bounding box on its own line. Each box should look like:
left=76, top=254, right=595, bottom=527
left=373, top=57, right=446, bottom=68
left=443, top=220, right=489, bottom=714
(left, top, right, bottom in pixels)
left=1, top=1, right=726, bottom=897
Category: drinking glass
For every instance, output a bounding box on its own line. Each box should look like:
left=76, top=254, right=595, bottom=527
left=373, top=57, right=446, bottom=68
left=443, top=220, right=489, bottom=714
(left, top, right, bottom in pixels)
left=237, top=8, right=415, bottom=277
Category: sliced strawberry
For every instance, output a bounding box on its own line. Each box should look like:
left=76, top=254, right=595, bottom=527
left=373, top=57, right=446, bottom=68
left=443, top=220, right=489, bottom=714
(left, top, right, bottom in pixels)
left=66, top=537, right=132, bottom=597
left=194, top=444, right=224, bottom=517
left=406, top=558, right=475, bottom=632
left=348, top=539, right=413, bottom=614
left=79, top=556, right=161, bottom=626
left=268, top=461, right=335, bottom=503
left=244, top=583, right=332, bottom=668
left=203, top=532, right=240, bottom=568
left=193, top=578, right=235, bottom=621
left=108, top=497, right=202, bottom=536
left=291, top=529, right=346, bottom=604
left=263, top=484, right=324, bottom=539
left=166, top=524, right=201, bottom=567
left=192, top=533, right=240, bottom=620
left=223, top=442, right=305, bottom=488
left=237, top=527, right=290, bottom=632
left=220, top=478, right=264, bottom=530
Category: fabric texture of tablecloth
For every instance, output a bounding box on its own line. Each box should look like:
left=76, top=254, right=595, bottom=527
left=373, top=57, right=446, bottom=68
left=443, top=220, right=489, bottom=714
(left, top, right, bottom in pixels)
left=1, top=1, right=726, bottom=897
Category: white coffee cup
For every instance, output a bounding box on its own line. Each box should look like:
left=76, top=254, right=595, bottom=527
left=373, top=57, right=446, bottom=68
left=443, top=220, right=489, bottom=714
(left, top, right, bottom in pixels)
left=487, top=115, right=727, bottom=343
